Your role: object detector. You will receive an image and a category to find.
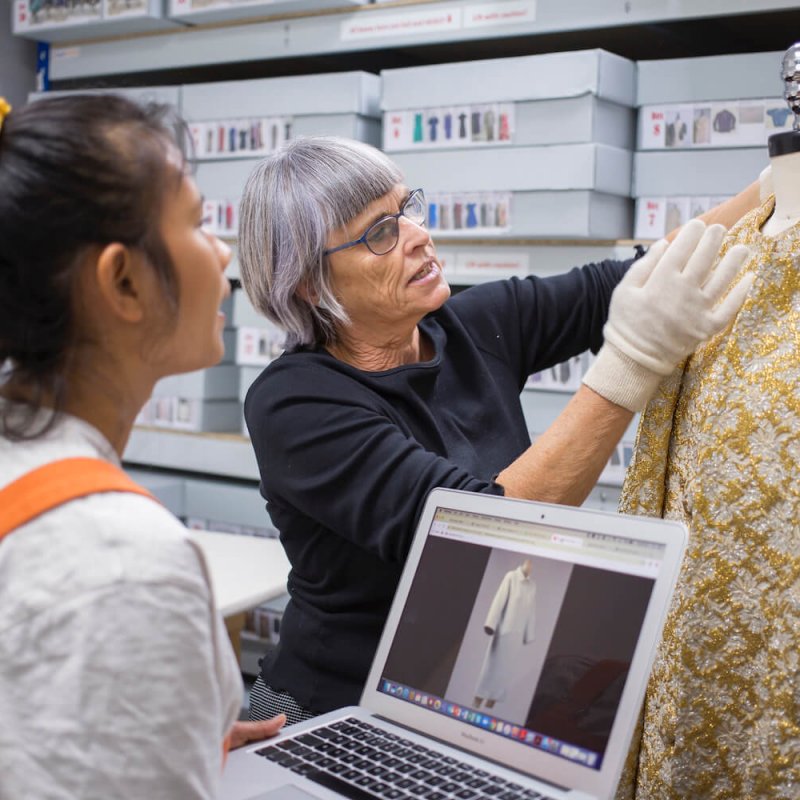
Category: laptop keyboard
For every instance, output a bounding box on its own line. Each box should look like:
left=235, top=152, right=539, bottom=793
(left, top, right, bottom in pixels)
left=255, top=716, right=556, bottom=800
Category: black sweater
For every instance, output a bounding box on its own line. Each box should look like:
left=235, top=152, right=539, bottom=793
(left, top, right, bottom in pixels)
left=244, top=259, right=630, bottom=713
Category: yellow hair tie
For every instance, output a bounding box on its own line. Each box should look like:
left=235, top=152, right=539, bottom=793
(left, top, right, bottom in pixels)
left=0, top=97, right=12, bottom=133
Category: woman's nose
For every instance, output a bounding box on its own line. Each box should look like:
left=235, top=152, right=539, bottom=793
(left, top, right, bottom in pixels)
left=399, top=213, right=430, bottom=247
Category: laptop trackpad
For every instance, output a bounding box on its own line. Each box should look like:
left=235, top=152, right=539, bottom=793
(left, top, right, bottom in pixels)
left=246, top=787, right=320, bottom=800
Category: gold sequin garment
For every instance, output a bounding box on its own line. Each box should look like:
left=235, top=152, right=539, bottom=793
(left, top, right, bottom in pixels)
left=614, top=198, right=799, bottom=800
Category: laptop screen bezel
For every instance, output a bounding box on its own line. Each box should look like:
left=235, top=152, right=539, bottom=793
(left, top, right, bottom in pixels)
left=360, top=488, right=687, bottom=799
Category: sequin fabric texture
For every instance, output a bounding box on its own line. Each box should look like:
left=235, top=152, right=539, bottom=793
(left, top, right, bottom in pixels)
left=614, top=198, right=799, bottom=800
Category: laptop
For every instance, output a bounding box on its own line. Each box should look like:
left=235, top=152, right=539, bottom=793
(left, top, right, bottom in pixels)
left=221, top=488, right=687, bottom=800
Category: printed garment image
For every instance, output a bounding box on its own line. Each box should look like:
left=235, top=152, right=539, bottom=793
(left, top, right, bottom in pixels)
left=444, top=549, right=572, bottom=722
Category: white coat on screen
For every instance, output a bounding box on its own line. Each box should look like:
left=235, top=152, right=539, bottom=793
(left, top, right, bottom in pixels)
left=474, top=561, right=536, bottom=704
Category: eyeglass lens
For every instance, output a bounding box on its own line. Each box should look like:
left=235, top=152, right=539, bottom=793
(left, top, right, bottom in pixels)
left=365, top=191, right=427, bottom=255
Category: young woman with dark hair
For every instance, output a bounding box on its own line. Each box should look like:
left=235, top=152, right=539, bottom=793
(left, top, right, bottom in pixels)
left=0, top=94, right=283, bottom=799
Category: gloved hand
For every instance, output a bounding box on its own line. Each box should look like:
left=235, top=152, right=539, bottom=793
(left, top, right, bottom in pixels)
left=583, top=219, right=754, bottom=412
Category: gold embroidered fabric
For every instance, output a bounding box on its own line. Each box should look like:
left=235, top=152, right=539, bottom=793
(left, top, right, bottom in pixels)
left=614, top=197, right=800, bottom=800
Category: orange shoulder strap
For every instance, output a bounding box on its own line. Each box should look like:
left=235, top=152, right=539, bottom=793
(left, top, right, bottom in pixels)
left=0, top=457, right=156, bottom=540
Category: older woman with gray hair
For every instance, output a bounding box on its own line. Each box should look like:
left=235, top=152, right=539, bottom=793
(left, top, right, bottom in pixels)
left=238, top=136, right=757, bottom=723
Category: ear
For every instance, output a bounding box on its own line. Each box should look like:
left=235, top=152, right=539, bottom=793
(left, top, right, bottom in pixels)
left=93, top=243, right=149, bottom=323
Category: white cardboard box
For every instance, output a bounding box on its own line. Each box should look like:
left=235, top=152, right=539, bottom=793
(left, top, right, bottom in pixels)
left=381, top=49, right=636, bottom=110
left=231, top=289, right=266, bottom=329
left=151, top=364, right=240, bottom=400
left=392, top=144, right=632, bottom=196
left=184, top=478, right=272, bottom=530
left=384, top=96, right=635, bottom=152
left=636, top=50, right=786, bottom=105
left=238, top=365, right=263, bottom=403
left=632, top=147, right=769, bottom=198
left=137, top=397, right=243, bottom=432
left=637, top=98, right=793, bottom=150
left=427, top=191, right=631, bottom=240
left=192, top=112, right=382, bottom=199
left=181, top=72, right=381, bottom=120
left=633, top=195, right=731, bottom=240
left=236, top=325, right=285, bottom=367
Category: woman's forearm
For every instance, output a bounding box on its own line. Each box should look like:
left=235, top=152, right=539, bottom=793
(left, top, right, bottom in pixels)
left=496, top=385, right=633, bottom=506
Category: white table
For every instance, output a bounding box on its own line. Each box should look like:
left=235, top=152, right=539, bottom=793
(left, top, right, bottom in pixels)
left=188, top=530, right=290, bottom=617
left=188, top=530, right=290, bottom=664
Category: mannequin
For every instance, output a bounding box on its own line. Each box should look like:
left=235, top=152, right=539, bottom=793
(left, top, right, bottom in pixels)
left=473, top=558, right=536, bottom=710
left=615, top=43, right=800, bottom=800
left=761, top=45, right=800, bottom=233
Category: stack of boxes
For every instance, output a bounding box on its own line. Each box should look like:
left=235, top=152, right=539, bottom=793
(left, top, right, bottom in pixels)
left=633, top=50, right=788, bottom=239
left=139, top=71, right=382, bottom=435
left=380, top=50, right=641, bottom=502
left=381, top=49, right=637, bottom=252
left=184, top=71, right=381, bottom=244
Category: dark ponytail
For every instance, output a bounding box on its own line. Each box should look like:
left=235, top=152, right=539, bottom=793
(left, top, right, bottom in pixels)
left=0, top=93, right=188, bottom=438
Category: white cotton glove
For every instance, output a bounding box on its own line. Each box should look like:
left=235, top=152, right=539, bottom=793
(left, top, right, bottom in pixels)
left=583, top=219, right=754, bottom=412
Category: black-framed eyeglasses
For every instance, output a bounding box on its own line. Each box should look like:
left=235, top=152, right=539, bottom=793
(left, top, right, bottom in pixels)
left=323, top=189, right=427, bottom=257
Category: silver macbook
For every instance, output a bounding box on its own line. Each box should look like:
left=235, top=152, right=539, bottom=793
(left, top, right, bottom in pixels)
left=221, top=488, right=687, bottom=800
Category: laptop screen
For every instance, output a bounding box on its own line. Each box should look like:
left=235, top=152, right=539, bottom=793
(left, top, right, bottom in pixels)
left=375, top=505, right=666, bottom=772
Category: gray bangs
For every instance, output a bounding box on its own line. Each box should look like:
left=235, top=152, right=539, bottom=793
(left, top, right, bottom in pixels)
left=238, top=136, right=404, bottom=349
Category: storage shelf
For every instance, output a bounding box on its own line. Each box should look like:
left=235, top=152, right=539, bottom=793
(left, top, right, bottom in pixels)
left=44, top=0, right=799, bottom=81
left=124, top=425, right=259, bottom=480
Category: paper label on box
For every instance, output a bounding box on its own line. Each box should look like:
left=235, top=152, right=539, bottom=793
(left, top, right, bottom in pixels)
left=688, top=196, right=711, bottom=220
left=105, top=0, right=150, bottom=19
left=464, top=0, right=536, bottom=28
left=435, top=249, right=456, bottom=276
left=737, top=100, right=768, bottom=146
left=455, top=251, right=530, bottom=278
left=340, top=8, right=462, bottom=41
left=664, top=106, right=692, bottom=149
left=710, top=102, right=741, bottom=146
left=236, top=326, right=284, bottom=367
left=765, top=102, right=793, bottom=132
left=15, top=1, right=30, bottom=30
left=664, top=197, right=690, bottom=235
left=383, top=111, right=412, bottom=150
left=639, top=107, right=666, bottom=149
left=691, top=105, right=712, bottom=147
left=634, top=198, right=666, bottom=240
left=53, top=47, right=82, bottom=60
left=425, top=108, right=445, bottom=146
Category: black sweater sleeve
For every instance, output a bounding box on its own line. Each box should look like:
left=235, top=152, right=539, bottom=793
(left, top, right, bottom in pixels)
left=448, top=258, right=631, bottom=388
left=245, top=360, right=503, bottom=565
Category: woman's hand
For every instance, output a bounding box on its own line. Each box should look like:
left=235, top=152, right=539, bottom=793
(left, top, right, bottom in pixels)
left=228, top=714, right=287, bottom=749
left=583, top=219, right=754, bottom=411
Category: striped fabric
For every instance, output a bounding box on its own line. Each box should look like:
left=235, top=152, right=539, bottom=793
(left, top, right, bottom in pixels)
left=248, top=675, right=317, bottom=727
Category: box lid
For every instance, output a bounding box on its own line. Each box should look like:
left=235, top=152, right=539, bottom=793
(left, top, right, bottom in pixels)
left=182, top=72, right=381, bottom=119
left=636, top=50, right=785, bottom=105
left=381, top=49, right=635, bottom=110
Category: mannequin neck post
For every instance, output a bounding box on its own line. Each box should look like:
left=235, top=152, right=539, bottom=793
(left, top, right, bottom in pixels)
left=762, top=131, right=800, bottom=235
